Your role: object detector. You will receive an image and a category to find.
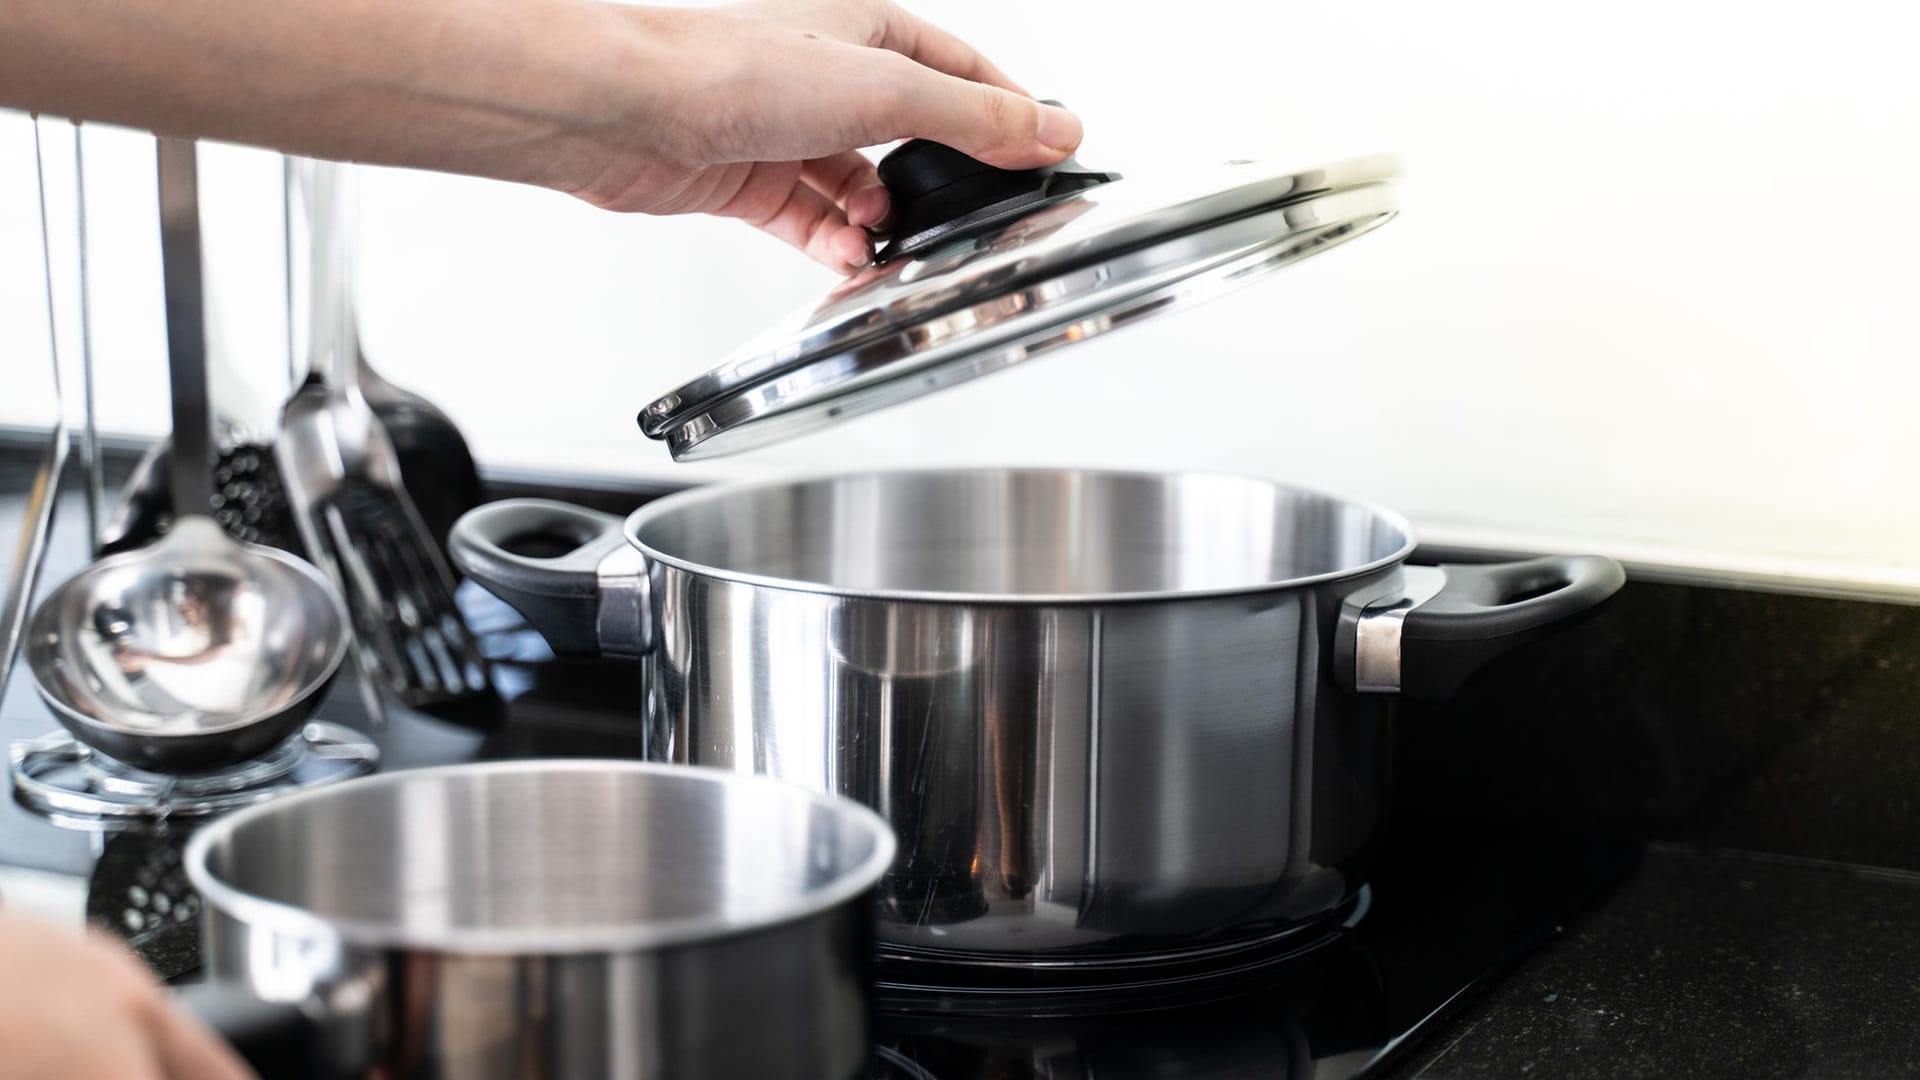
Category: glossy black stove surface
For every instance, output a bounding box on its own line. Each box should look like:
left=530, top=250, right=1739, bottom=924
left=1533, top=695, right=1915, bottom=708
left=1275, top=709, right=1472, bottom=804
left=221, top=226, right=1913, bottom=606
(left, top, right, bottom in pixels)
left=869, top=821, right=1637, bottom=1079
left=0, top=497, right=1639, bottom=1079
left=2, top=617, right=1639, bottom=1080
left=0, top=446, right=1672, bottom=1078
left=11, top=440, right=1918, bottom=1079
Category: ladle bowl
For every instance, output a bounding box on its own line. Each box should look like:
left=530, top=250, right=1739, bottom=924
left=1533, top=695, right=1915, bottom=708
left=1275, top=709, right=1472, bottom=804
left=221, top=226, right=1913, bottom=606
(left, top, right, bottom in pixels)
left=26, top=517, right=349, bottom=774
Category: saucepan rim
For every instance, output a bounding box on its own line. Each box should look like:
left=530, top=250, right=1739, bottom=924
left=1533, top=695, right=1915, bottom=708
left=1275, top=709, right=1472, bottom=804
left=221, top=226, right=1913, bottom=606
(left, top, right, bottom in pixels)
left=184, top=759, right=897, bottom=955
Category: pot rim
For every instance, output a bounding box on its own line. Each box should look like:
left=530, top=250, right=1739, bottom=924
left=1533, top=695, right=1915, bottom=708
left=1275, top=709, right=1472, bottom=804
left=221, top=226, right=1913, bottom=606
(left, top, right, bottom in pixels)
left=183, top=759, right=897, bottom=955
left=622, top=465, right=1419, bottom=606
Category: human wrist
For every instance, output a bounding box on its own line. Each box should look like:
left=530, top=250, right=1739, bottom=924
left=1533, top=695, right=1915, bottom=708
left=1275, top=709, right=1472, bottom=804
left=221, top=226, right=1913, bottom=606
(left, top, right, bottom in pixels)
left=477, top=0, right=702, bottom=200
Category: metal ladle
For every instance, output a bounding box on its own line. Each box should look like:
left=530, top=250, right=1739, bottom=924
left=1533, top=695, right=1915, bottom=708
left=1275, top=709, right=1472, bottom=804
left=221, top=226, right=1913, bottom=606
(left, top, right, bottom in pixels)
left=20, top=139, right=351, bottom=776
left=24, top=517, right=348, bottom=774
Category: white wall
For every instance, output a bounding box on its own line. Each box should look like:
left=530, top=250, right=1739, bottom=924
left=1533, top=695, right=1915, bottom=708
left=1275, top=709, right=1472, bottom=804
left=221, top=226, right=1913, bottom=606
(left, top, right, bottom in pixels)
left=4, top=0, right=1919, bottom=595
left=0, top=117, right=65, bottom=429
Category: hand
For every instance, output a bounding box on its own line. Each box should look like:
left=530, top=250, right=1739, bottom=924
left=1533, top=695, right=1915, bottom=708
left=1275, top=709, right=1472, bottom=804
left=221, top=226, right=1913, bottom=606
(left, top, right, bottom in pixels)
left=0, top=0, right=1081, bottom=274
left=567, top=0, right=1086, bottom=271
left=0, top=912, right=254, bottom=1080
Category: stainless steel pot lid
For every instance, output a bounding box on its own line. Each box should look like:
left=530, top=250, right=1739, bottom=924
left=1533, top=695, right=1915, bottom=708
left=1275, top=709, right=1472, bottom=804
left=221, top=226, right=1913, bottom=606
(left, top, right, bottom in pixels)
left=640, top=141, right=1400, bottom=461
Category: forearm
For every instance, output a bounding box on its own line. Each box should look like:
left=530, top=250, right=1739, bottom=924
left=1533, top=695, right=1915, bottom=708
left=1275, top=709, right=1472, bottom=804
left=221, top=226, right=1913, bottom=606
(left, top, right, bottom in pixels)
left=0, top=0, right=662, bottom=194
left=1, top=0, right=1079, bottom=271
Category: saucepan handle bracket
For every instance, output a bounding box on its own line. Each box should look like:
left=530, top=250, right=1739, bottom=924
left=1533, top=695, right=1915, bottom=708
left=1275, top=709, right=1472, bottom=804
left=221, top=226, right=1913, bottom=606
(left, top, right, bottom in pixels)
left=1339, top=555, right=1625, bottom=699
left=448, top=499, right=652, bottom=656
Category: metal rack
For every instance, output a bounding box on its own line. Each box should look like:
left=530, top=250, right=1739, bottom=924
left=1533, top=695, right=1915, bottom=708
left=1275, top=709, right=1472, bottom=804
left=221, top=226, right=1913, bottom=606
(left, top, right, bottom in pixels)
left=0, top=117, right=78, bottom=706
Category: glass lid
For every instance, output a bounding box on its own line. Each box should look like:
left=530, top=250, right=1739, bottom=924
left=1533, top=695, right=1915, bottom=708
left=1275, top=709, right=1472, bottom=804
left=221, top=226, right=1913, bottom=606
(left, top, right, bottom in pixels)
left=640, top=143, right=1400, bottom=461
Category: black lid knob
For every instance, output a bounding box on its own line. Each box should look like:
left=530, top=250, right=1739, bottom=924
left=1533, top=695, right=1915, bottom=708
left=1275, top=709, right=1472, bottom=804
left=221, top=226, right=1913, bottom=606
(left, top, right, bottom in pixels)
left=876, top=140, right=1004, bottom=208
left=873, top=105, right=1117, bottom=263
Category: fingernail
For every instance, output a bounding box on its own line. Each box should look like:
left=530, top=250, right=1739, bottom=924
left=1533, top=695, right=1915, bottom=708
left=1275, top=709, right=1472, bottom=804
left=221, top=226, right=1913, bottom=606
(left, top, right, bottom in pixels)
left=847, top=247, right=871, bottom=269
left=1036, top=104, right=1083, bottom=153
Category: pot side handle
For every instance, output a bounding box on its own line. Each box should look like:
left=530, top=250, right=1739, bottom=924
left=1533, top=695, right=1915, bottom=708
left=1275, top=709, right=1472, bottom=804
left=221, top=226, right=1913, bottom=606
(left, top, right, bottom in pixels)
left=448, top=499, right=651, bottom=656
left=1342, top=555, right=1625, bottom=700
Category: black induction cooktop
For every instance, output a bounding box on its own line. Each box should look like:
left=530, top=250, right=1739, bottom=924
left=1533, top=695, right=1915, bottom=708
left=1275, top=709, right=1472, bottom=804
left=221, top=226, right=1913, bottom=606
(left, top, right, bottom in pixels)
left=0, top=454, right=1644, bottom=1080
left=0, top=589, right=1639, bottom=1079
left=10, top=437, right=1920, bottom=1079
left=0, top=441, right=1643, bottom=1068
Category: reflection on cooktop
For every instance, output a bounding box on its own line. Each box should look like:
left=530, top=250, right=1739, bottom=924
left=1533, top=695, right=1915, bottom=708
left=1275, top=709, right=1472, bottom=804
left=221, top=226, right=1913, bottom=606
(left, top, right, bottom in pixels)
left=869, top=821, right=1638, bottom=1079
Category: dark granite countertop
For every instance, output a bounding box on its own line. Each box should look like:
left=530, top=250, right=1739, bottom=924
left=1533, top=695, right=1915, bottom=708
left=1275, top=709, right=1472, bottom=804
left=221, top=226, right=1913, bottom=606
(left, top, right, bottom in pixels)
left=1382, top=572, right=1920, bottom=1079
left=1396, top=844, right=1920, bottom=1079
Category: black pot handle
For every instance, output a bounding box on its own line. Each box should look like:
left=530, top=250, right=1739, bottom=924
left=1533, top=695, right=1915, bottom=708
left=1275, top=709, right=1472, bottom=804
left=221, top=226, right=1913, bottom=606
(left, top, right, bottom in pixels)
left=447, top=498, right=649, bottom=656
left=174, top=980, right=319, bottom=1079
left=1342, top=555, right=1625, bottom=700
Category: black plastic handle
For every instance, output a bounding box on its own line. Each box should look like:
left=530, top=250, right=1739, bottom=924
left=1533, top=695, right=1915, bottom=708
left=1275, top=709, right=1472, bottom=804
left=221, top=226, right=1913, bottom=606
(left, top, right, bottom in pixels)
left=873, top=101, right=1119, bottom=263
left=1400, top=555, right=1625, bottom=700
left=447, top=498, right=628, bottom=656
left=175, top=980, right=320, bottom=1079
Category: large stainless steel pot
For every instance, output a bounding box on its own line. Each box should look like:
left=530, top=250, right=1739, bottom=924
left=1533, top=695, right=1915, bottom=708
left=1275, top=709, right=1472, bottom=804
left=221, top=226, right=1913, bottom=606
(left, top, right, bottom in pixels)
left=448, top=469, right=1622, bottom=972
left=180, top=760, right=895, bottom=1079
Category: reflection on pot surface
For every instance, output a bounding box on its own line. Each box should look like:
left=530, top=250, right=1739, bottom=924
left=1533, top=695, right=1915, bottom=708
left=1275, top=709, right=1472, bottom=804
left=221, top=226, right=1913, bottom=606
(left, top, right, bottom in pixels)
left=646, top=575, right=1381, bottom=961
left=873, top=927, right=1397, bottom=1080
left=183, top=761, right=893, bottom=1079
left=452, top=468, right=1624, bottom=971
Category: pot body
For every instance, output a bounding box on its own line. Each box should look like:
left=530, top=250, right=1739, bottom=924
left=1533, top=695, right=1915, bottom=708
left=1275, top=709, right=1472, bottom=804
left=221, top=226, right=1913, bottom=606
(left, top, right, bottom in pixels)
left=451, top=468, right=1623, bottom=972
left=184, top=760, right=891, bottom=1079
left=613, top=468, right=1419, bottom=966
left=197, top=902, right=876, bottom=1079
left=642, top=562, right=1396, bottom=964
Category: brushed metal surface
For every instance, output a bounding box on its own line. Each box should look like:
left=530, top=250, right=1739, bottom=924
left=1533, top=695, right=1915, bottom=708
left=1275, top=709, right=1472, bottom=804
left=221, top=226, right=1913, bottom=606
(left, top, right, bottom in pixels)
left=1353, top=565, right=1449, bottom=694
left=0, top=426, right=64, bottom=713
left=625, top=469, right=1411, bottom=601
left=155, top=136, right=214, bottom=519
left=625, top=469, right=1415, bottom=965
left=186, top=760, right=894, bottom=1079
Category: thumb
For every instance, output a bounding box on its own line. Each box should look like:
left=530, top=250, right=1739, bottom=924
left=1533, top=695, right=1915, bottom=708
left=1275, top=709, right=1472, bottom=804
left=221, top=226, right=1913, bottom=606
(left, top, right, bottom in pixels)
left=860, top=58, right=1084, bottom=169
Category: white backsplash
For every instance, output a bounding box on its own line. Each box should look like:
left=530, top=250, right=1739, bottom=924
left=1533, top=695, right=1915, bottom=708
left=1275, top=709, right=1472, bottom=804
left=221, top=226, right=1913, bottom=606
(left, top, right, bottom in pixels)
left=3, top=0, right=1917, bottom=594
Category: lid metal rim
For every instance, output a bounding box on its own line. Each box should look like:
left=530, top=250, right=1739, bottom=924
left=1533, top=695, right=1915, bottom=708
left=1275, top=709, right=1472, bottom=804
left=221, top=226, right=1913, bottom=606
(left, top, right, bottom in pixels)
left=641, top=173, right=1387, bottom=436
left=664, top=191, right=1397, bottom=460
left=621, top=465, right=1421, bottom=606
left=641, top=155, right=1401, bottom=435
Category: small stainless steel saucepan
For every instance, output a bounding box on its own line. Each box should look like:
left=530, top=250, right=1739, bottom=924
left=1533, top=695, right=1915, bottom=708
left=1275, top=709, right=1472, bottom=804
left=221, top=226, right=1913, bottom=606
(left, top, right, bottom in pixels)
left=178, top=759, right=896, bottom=1080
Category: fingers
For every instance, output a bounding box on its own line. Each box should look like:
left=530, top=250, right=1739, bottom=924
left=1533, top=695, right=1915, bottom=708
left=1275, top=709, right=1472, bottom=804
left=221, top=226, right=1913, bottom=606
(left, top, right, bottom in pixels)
left=145, top=999, right=257, bottom=1080
left=761, top=183, right=873, bottom=271
left=873, top=6, right=1029, bottom=96
left=859, top=58, right=1083, bottom=170
left=716, top=161, right=875, bottom=271
left=81, top=927, right=254, bottom=1080
left=800, top=150, right=889, bottom=228
left=63, top=1027, right=167, bottom=1080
